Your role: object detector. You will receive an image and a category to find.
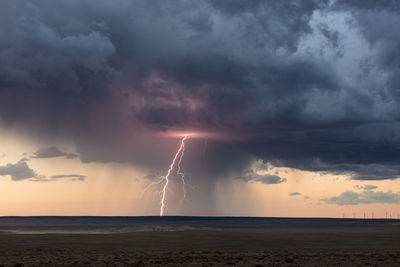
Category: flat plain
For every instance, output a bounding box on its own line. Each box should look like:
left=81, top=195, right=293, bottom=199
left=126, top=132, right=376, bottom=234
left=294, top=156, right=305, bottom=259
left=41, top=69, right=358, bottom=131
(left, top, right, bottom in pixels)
left=0, top=217, right=399, bottom=266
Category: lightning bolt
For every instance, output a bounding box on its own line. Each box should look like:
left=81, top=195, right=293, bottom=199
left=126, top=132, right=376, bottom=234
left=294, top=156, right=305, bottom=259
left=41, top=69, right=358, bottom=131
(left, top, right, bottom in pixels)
left=142, top=134, right=190, bottom=216
left=160, top=134, right=188, bottom=216
left=177, top=138, right=187, bottom=201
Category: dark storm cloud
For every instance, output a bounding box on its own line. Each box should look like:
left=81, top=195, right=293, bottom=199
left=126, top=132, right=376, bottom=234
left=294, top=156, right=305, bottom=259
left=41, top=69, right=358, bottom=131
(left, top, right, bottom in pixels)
left=334, top=0, right=400, bottom=11
left=0, top=159, right=37, bottom=181
left=32, top=147, right=78, bottom=159
left=0, top=0, right=400, bottom=180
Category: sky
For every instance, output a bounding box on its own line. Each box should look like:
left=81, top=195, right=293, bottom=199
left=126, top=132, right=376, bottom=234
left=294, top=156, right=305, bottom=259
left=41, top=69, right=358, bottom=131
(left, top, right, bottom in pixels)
left=0, top=0, right=400, bottom=217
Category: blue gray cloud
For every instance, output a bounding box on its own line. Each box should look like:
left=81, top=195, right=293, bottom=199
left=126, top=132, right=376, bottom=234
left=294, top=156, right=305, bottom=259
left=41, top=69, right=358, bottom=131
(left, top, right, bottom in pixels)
left=0, top=159, right=37, bottom=181
left=320, top=190, right=400, bottom=205
left=30, top=174, right=86, bottom=182
left=32, top=147, right=78, bottom=159
left=241, top=171, right=286, bottom=185
left=355, top=185, right=378, bottom=191
left=51, top=174, right=85, bottom=181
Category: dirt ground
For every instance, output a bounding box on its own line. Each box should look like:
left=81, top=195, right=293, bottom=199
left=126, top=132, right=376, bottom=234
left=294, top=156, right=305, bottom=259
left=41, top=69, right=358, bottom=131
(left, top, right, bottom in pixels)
left=1, top=225, right=400, bottom=266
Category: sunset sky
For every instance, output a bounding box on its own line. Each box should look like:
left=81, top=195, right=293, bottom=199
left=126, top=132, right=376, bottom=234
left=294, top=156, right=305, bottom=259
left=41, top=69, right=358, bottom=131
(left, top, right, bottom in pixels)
left=1, top=0, right=400, bottom=218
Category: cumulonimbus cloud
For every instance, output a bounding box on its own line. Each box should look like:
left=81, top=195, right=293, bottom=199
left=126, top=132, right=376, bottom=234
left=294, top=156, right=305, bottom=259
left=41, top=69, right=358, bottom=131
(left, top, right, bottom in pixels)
left=1, top=0, right=400, bottom=181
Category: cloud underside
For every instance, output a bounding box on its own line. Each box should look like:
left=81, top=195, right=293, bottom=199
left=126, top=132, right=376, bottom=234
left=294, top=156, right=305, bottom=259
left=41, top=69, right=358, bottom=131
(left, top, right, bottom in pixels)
left=0, top=159, right=36, bottom=181
left=241, top=172, right=286, bottom=185
left=30, top=174, right=85, bottom=182
left=355, top=185, right=378, bottom=191
left=1, top=1, right=400, bottom=180
left=32, top=147, right=78, bottom=159
left=0, top=159, right=85, bottom=182
left=320, top=190, right=400, bottom=205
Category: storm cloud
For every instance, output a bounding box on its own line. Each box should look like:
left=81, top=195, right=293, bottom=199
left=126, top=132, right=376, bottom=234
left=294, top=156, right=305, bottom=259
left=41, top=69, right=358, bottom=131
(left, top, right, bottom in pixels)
left=1, top=0, right=400, bottom=180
